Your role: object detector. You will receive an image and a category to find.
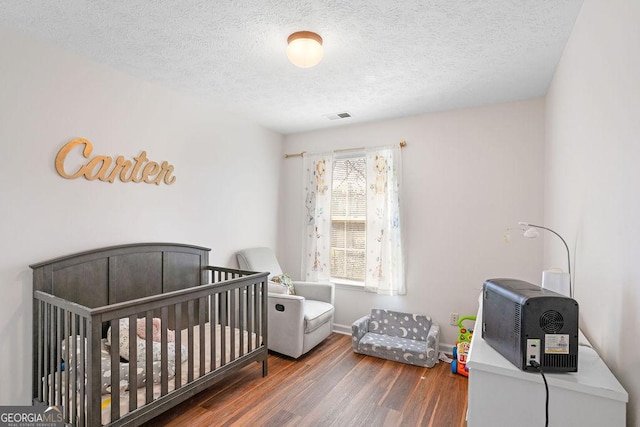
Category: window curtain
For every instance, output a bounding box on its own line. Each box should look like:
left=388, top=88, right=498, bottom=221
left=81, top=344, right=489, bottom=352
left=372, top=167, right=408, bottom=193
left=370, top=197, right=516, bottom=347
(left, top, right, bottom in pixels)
left=364, top=145, right=405, bottom=295
left=301, top=152, right=333, bottom=282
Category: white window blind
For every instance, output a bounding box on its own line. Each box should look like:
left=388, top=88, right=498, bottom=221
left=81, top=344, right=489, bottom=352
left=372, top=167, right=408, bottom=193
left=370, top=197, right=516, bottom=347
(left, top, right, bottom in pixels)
left=331, top=156, right=366, bottom=281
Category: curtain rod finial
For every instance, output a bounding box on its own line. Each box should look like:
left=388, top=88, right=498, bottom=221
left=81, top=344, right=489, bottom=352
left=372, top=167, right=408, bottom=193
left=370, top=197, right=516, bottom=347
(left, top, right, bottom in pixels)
left=284, top=151, right=305, bottom=159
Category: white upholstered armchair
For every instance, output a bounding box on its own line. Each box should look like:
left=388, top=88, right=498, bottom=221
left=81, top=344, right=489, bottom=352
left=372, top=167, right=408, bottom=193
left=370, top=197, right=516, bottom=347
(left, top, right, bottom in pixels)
left=236, top=247, right=335, bottom=359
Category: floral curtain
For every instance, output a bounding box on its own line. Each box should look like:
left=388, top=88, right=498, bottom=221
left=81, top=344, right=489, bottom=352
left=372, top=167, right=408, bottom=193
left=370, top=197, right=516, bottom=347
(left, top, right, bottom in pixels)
left=364, top=145, right=405, bottom=295
left=301, top=152, right=333, bottom=282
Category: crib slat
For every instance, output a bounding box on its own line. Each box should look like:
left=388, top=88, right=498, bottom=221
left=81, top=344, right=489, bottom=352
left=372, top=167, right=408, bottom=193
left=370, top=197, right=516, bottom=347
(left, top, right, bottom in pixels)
left=261, top=279, right=268, bottom=377
left=239, top=287, right=245, bottom=356
left=187, top=300, right=194, bottom=382
left=78, top=318, right=85, bottom=426
left=247, top=284, right=252, bottom=352
left=199, top=297, right=205, bottom=377
left=230, top=289, right=236, bottom=361
left=50, top=304, right=56, bottom=404
left=145, top=311, right=153, bottom=403
left=56, top=307, right=63, bottom=407
left=220, top=291, right=227, bottom=366
left=54, top=306, right=60, bottom=406
left=87, top=316, right=103, bottom=427
left=42, top=304, right=47, bottom=404
left=63, top=310, right=70, bottom=424
left=160, top=307, right=169, bottom=396
left=129, top=314, right=137, bottom=412
left=37, top=301, right=44, bottom=403
left=46, top=304, right=53, bottom=404
left=174, top=304, right=182, bottom=390
left=210, top=293, right=217, bottom=370
left=111, top=318, right=121, bottom=422
left=51, top=305, right=57, bottom=406
left=71, top=315, right=78, bottom=426
left=248, top=284, right=255, bottom=352
left=252, top=284, right=258, bottom=346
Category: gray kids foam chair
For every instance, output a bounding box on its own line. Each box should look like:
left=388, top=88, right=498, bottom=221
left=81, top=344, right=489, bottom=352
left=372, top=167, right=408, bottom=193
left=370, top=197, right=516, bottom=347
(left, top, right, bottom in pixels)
left=352, top=308, right=440, bottom=367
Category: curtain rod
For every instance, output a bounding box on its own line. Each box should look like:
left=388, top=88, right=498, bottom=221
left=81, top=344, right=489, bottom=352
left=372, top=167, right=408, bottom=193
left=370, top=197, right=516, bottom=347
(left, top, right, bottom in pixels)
left=284, top=140, right=406, bottom=159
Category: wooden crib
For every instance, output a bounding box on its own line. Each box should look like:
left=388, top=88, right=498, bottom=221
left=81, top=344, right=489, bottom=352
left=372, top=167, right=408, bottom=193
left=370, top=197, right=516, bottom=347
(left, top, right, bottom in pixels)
left=30, top=243, right=268, bottom=426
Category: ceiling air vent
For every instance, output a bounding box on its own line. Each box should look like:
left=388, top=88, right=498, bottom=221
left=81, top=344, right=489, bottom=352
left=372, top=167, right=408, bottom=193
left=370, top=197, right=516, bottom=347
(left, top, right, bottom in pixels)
left=324, top=112, right=352, bottom=120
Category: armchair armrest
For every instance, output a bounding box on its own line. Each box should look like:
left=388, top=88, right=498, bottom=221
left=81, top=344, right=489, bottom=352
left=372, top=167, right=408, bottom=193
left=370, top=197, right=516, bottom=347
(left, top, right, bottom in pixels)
left=267, top=293, right=305, bottom=357
left=351, top=315, right=370, bottom=351
left=267, top=293, right=305, bottom=322
left=292, top=281, right=335, bottom=305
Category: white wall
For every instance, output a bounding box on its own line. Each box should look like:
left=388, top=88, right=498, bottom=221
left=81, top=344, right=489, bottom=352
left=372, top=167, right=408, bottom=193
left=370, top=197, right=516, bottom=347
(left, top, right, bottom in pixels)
left=545, top=0, right=639, bottom=423
left=280, top=99, right=545, bottom=347
left=0, top=27, right=282, bottom=405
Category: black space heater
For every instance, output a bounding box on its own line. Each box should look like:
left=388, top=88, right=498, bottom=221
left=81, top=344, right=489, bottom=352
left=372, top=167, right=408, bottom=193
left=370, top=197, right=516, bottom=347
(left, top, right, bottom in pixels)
left=482, top=278, right=579, bottom=373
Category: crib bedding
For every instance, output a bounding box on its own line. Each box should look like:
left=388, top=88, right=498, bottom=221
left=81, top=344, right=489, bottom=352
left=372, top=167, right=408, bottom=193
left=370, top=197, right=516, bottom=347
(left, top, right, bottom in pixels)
left=60, top=337, right=156, bottom=395
left=107, top=318, right=187, bottom=369
left=61, top=318, right=186, bottom=396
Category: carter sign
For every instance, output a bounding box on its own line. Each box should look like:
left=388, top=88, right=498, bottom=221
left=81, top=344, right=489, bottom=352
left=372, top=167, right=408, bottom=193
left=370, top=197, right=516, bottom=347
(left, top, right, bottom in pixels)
left=55, top=138, right=176, bottom=185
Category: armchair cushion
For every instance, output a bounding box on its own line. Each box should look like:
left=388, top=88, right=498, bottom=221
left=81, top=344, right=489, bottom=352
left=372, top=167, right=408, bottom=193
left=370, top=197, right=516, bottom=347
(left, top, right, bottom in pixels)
left=304, top=300, right=334, bottom=333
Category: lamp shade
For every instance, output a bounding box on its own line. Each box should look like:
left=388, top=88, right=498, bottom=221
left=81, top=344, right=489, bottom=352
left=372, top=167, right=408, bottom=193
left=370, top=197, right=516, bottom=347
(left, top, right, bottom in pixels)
left=286, top=31, right=323, bottom=68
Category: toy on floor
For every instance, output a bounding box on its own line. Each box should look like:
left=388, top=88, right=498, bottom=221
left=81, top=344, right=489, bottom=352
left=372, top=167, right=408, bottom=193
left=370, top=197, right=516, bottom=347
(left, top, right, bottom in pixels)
left=451, top=315, right=476, bottom=377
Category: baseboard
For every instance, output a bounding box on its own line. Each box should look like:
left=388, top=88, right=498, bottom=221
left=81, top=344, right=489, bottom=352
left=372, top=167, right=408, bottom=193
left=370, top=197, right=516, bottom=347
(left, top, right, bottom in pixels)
left=332, top=323, right=351, bottom=335
left=334, top=323, right=455, bottom=357
left=440, top=342, right=455, bottom=357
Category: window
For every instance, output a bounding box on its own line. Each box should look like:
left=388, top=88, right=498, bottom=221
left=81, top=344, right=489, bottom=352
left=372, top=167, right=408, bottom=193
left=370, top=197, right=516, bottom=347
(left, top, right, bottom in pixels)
left=330, top=156, right=366, bottom=282
left=302, top=146, right=404, bottom=295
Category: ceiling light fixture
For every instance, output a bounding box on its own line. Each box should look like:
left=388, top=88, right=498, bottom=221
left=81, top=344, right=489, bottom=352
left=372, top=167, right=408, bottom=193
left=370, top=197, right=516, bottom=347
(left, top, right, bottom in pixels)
left=286, top=31, right=324, bottom=68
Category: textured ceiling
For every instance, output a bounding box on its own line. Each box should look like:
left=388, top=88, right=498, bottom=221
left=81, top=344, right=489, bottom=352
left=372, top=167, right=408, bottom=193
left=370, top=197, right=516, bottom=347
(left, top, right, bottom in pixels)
left=0, top=1, right=584, bottom=135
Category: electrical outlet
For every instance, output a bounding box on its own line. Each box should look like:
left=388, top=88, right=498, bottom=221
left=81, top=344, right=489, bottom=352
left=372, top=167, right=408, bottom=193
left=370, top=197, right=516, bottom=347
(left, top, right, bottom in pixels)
left=450, top=312, right=459, bottom=326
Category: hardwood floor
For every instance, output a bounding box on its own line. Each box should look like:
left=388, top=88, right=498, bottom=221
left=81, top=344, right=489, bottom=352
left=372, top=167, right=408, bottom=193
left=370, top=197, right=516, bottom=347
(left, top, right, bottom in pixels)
left=145, top=334, right=468, bottom=427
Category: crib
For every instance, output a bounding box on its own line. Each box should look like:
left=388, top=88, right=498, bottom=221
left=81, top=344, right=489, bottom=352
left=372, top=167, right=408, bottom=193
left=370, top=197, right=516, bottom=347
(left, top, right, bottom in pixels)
left=30, top=243, right=268, bottom=426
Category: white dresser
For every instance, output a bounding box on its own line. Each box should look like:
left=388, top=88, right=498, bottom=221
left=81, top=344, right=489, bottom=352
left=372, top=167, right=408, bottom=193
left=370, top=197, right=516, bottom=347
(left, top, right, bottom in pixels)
left=466, top=295, right=628, bottom=426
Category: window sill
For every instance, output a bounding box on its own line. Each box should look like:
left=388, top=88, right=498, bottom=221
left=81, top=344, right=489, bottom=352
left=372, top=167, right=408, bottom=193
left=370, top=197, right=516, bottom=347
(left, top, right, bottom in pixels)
left=331, top=278, right=365, bottom=292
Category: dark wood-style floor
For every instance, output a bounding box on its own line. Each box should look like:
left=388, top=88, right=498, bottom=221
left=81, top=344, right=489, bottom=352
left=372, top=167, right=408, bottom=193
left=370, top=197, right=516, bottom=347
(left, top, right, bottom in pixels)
left=145, top=333, right=468, bottom=427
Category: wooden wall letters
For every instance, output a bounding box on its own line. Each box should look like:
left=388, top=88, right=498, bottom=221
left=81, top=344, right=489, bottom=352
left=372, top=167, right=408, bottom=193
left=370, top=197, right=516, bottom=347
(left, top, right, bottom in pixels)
left=55, top=138, right=176, bottom=185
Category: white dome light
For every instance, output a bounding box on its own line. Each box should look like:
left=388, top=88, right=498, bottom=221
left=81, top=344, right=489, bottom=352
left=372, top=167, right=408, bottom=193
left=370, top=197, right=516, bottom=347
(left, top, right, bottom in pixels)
left=286, top=31, right=324, bottom=68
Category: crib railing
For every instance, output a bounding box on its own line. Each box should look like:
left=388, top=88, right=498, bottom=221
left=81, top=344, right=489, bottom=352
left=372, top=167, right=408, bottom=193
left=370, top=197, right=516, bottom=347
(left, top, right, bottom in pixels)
left=33, top=268, right=268, bottom=426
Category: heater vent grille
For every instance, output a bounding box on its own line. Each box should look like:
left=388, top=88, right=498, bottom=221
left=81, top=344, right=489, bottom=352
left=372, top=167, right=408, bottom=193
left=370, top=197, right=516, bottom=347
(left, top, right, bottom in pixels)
left=514, top=303, right=521, bottom=340
left=540, top=310, right=564, bottom=333
left=543, top=353, right=577, bottom=369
